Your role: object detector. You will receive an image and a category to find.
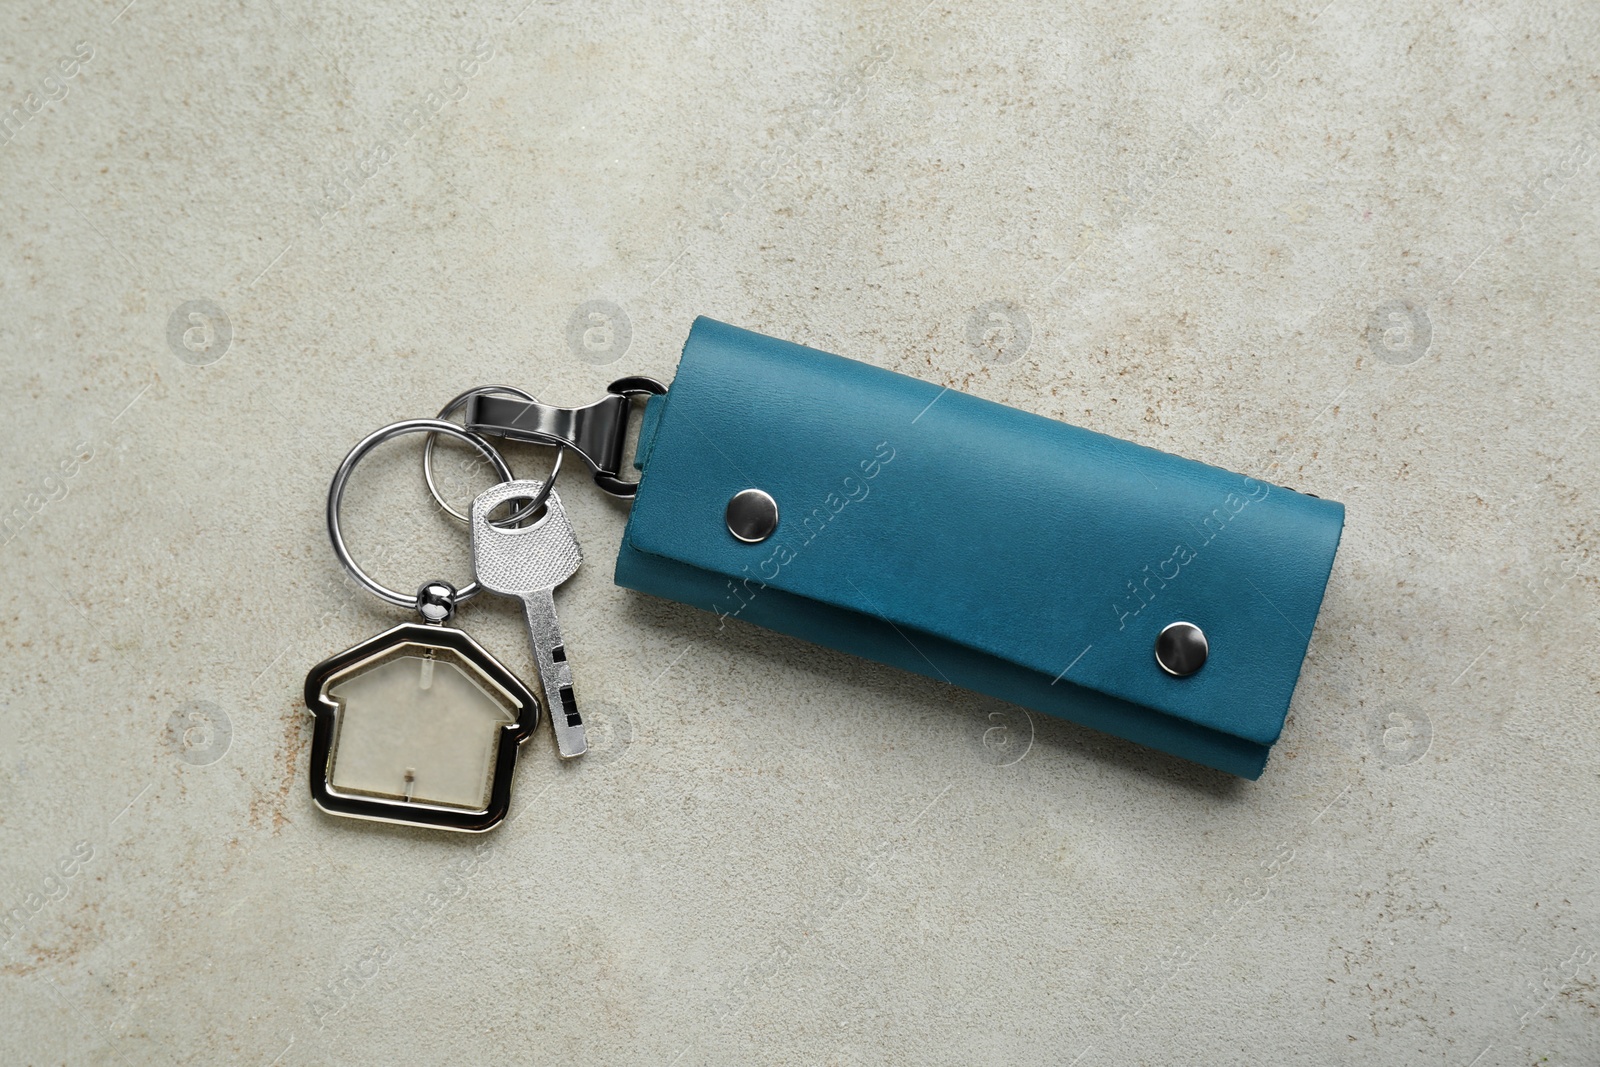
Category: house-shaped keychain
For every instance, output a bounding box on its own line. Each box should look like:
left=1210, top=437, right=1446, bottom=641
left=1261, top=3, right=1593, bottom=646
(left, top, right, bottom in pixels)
left=304, top=622, right=538, bottom=832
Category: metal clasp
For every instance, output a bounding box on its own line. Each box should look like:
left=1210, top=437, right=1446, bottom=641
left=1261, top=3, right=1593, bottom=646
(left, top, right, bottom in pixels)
left=464, top=376, right=667, bottom=497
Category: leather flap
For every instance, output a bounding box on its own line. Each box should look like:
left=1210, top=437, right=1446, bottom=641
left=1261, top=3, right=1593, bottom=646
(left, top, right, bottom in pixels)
left=622, top=318, right=1345, bottom=748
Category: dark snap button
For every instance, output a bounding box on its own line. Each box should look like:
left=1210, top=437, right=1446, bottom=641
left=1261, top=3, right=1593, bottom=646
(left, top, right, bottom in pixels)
left=1155, top=621, right=1208, bottom=677
left=725, top=488, right=779, bottom=543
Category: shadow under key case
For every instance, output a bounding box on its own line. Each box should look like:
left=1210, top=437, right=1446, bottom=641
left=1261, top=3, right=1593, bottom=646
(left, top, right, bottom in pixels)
left=614, top=317, right=1345, bottom=779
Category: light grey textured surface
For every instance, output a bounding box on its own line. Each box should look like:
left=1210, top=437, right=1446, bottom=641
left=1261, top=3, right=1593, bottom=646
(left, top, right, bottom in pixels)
left=2, top=1, right=1597, bottom=1064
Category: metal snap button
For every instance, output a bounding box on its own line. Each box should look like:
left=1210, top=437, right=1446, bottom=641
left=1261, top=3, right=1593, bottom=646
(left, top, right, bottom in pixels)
left=1155, top=621, right=1208, bottom=677
left=725, top=488, right=778, bottom=543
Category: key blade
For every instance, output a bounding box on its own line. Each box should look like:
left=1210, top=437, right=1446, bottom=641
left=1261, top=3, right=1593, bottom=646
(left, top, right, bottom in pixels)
left=521, top=591, right=587, bottom=758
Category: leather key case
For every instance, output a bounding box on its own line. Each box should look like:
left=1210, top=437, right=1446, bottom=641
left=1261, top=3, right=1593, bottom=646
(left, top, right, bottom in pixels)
left=615, top=317, right=1345, bottom=778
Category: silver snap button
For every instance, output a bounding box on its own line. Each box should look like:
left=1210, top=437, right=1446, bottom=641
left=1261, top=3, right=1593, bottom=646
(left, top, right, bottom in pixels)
left=1155, top=621, right=1207, bottom=677
left=725, top=488, right=778, bottom=543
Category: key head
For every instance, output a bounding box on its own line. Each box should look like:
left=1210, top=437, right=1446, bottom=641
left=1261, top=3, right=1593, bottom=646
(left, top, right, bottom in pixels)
left=470, top=479, right=582, bottom=597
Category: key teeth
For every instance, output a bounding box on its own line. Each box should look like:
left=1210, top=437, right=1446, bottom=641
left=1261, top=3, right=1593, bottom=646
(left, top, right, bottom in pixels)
left=555, top=687, right=586, bottom=757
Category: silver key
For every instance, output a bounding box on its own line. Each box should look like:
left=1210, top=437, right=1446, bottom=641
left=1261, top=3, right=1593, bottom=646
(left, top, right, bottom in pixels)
left=470, top=479, right=587, bottom=758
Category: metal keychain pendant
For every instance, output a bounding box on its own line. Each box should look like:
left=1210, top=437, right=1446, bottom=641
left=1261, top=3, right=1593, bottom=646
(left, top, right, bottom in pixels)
left=304, top=420, right=538, bottom=833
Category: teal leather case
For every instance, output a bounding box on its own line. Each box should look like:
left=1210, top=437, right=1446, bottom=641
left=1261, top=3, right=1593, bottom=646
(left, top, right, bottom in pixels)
left=615, top=318, right=1345, bottom=778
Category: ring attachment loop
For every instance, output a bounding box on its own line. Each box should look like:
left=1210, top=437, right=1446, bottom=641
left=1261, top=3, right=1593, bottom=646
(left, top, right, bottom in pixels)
left=594, top=376, right=668, bottom=498
left=328, top=419, right=513, bottom=611
left=424, top=385, right=563, bottom=525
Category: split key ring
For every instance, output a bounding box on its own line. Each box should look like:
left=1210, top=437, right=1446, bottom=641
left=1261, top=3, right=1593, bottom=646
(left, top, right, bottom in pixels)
left=422, top=386, right=564, bottom=526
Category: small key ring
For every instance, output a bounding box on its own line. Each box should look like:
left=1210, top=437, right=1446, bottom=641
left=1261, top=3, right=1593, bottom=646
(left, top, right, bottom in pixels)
left=424, top=386, right=563, bottom=525
left=329, top=419, right=514, bottom=611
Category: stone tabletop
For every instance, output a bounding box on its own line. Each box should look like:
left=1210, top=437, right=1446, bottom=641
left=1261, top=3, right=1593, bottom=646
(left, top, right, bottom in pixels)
left=2, top=1, right=1597, bottom=1063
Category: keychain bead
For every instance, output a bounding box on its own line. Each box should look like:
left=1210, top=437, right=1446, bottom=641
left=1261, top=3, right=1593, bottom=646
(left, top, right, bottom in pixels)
left=416, top=581, right=458, bottom=623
